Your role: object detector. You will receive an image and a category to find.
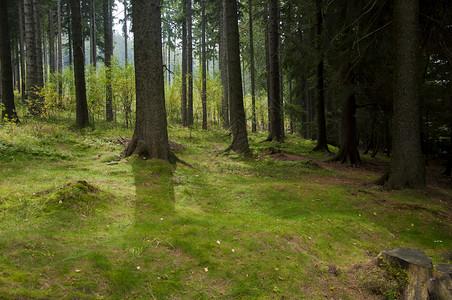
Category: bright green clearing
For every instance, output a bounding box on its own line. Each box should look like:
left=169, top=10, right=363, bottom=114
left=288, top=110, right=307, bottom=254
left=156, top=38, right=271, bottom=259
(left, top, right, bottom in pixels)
left=1, top=118, right=451, bottom=299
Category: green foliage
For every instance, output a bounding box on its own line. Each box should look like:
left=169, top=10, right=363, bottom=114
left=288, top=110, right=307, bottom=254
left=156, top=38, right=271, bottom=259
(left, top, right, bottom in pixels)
left=112, top=59, right=136, bottom=128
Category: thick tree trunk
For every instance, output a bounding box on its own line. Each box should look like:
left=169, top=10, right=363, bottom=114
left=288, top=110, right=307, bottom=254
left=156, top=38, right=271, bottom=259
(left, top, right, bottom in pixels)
left=313, top=0, right=329, bottom=152
left=249, top=0, right=256, bottom=132
left=333, top=92, right=361, bottom=165
left=104, top=0, right=113, bottom=121
left=187, top=0, right=194, bottom=126
left=386, top=0, right=425, bottom=189
left=219, top=3, right=229, bottom=129
left=126, top=0, right=175, bottom=162
left=0, top=0, right=19, bottom=122
left=181, top=0, right=188, bottom=126
left=224, top=0, right=250, bottom=154
left=201, top=0, right=207, bottom=130
left=267, top=0, right=283, bottom=141
left=70, top=0, right=89, bottom=128
left=24, top=0, right=41, bottom=113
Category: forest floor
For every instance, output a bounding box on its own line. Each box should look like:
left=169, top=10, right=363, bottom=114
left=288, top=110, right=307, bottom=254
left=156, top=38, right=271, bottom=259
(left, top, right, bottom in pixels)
left=0, top=116, right=451, bottom=299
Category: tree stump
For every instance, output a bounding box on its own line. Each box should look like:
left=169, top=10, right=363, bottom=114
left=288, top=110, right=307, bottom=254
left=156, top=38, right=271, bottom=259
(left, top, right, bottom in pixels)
left=428, top=263, right=452, bottom=300
left=378, top=248, right=433, bottom=300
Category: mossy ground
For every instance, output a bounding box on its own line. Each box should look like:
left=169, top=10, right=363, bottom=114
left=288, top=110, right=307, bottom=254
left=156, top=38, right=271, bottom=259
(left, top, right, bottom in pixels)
left=0, top=117, right=451, bottom=299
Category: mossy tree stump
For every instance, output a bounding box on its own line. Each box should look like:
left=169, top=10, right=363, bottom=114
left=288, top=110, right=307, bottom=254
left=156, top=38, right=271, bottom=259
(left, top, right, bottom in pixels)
left=378, top=248, right=433, bottom=300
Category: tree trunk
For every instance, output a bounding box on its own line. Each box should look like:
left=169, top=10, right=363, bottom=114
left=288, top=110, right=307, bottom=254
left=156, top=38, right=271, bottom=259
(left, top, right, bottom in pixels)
left=48, top=8, right=55, bottom=74
left=313, top=0, right=329, bottom=152
left=219, top=2, right=229, bottom=129
left=24, top=0, right=41, bottom=113
left=333, top=92, right=361, bottom=165
left=249, top=0, right=256, bottom=133
left=42, top=32, right=47, bottom=83
left=267, top=0, right=283, bottom=141
left=90, top=0, right=96, bottom=67
left=19, top=0, right=26, bottom=103
left=57, top=0, right=63, bottom=102
left=70, top=0, right=89, bottom=128
left=187, top=0, right=194, bottom=126
left=386, top=0, right=425, bottom=189
left=0, top=0, right=19, bottom=122
left=33, top=0, right=44, bottom=88
left=126, top=0, right=175, bottom=163
left=181, top=0, right=187, bottom=126
left=224, top=0, right=250, bottom=154
left=124, top=0, right=128, bottom=65
left=104, top=0, right=113, bottom=121
left=201, top=0, right=207, bottom=130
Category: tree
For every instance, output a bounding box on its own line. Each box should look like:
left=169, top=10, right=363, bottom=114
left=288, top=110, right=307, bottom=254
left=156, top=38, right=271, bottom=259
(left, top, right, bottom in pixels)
left=18, top=0, right=26, bottom=103
left=24, top=0, right=42, bottom=113
left=219, top=1, right=229, bottom=129
left=201, top=0, right=207, bottom=130
left=1, top=0, right=19, bottom=122
left=104, top=0, right=113, bottom=121
left=123, top=0, right=128, bottom=64
left=89, top=0, right=97, bottom=67
left=70, top=0, right=89, bottom=127
left=224, top=0, right=250, bottom=154
left=48, top=6, right=56, bottom=74
left=126, top=0, right=175, bottom=162
left=386, top=0, right=425, bottom=189
left=266, top=0, right=283, bottom=141
left=187, top=0, right=194, bottom=126
left=249, top=0, right=256, bottom=132
left=312, top=0, right=329, bottom=152
left=181, top=0, right=188, bottom=126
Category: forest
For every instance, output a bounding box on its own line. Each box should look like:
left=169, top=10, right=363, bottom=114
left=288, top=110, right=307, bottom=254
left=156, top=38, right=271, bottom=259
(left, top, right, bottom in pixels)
left=0, top=0, right=451, bottom=298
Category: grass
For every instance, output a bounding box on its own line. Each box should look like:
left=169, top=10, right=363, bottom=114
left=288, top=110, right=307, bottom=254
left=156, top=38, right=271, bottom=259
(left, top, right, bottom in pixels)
left=0, top=117, right=451, bottom=299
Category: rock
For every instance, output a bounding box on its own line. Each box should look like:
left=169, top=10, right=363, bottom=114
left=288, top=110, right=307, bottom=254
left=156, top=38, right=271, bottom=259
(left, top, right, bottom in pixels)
left=428, top=263, right=452, bottom=300
left=378, top=248, right=433, bottom=300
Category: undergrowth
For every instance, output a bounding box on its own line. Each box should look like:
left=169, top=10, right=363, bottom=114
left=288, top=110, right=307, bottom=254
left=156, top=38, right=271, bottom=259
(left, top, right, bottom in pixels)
left=0, top=118, right=451, bottom=299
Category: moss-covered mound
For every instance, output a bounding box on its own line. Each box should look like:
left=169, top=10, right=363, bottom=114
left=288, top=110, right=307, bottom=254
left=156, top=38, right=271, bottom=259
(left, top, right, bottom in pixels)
left=42, top=180, right=109, bottom=216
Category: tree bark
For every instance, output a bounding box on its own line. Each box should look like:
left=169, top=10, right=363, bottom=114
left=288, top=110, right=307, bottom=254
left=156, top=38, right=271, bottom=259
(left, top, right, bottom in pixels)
left=49, top=8, right=55, bottom=74
left=70, top=0, right=89, bottom=128
left=187, top=0, right=194, bottom=126
left=267, top=0, right=283, bottom=141
left=104, top=0, right=113, bottom=121
left=386, top=0, right=425, bottom=189
left=224, top=0, right=250, bottom=154
left=90, top=0, right=97, bottom=67
left=201, top=0, right=207, bottom=130
left=219, top=2, right=229, bottom=129
left=0, top=0, right=19, bottom=122
left=333, top=92, right=361, bottom=165
left=313, top=0, right=329, bottom=152
left=123, top=0, right=128, bottom=65
left=249, top=0, right=256, bottom=133
left=126, top=0, right=175, bottom=162
left=57, top=0, right=63, bottom=101
left=18, top=0, right=26, bottom=103
left=33, top=0, right=44, bottom=88
left=181, top=0, right=187, bottom=126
